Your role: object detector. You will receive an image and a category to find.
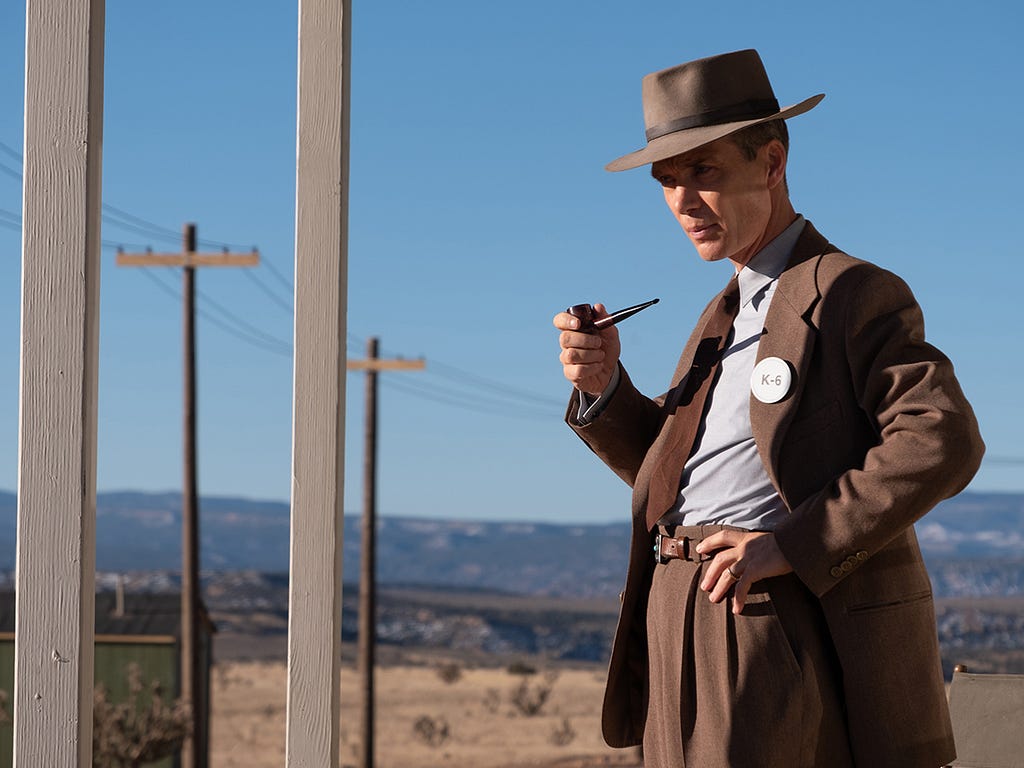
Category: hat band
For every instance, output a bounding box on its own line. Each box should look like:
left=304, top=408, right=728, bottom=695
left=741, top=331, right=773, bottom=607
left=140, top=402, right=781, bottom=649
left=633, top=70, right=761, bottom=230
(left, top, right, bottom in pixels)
left=645, top=97, right=781, bottom=142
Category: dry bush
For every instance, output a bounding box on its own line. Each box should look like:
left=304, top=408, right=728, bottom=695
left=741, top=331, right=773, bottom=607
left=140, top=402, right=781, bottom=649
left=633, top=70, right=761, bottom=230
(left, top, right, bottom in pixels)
left=549, top=717, right=576, bottom=746
left=510, top=671, right=559, bottom=717
left=93, top=662, right=191, bottom=767
left=435, top=662, right=462, bottom=684
left=412, top=714, right=450, bottom=747
left=506, top=660, right=537, bottom=676
left=482, top=688, right=501, bottom=714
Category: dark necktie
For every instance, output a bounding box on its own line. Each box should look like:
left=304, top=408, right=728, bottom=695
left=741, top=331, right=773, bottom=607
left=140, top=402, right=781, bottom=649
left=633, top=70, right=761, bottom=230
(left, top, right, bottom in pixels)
left=646, top=275, right=741, bottom=531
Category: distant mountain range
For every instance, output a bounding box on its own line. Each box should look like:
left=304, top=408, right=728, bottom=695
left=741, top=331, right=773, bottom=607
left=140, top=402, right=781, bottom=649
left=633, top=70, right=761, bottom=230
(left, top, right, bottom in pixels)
left=0, top=489, right=1022, bottom=598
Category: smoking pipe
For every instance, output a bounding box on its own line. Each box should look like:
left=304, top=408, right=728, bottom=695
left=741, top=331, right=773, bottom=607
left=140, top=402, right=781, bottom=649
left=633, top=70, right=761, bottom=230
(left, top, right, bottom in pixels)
left=566, top=298, right=659, bottom=333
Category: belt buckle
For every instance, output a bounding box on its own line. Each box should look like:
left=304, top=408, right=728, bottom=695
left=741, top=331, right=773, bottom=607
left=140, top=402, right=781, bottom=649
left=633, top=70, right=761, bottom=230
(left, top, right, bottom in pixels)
left=654, top=534, right=707, bottom=564
left=653, top=533, right=666, bottom=564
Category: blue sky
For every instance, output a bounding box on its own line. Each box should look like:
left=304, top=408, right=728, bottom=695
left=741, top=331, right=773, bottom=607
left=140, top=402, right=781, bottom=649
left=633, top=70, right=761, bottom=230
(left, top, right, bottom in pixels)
left=1, top=0, right=1021, bottom=524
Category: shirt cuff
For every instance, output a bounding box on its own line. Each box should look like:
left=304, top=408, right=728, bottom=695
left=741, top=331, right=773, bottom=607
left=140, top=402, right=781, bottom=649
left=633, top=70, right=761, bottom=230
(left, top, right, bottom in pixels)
left=576, top=366, right=621, bottom=424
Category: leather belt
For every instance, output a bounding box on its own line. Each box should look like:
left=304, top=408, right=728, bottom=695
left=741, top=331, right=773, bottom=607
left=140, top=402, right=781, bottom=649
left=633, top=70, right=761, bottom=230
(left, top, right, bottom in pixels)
left=654, top=533, right=714, bottom=565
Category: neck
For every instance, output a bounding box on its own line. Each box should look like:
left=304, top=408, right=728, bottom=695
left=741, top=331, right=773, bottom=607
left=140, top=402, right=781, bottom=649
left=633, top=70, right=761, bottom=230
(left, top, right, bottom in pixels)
left=730, top=195, right=797, bottom=272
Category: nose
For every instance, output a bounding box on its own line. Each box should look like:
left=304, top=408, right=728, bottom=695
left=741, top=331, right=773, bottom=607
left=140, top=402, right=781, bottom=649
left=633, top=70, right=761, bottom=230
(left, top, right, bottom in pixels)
left=666, top=184, right=701, bottom=215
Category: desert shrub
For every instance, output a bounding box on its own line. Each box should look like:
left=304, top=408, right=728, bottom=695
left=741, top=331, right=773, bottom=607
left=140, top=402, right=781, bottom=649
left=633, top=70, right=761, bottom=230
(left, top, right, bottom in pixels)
left=510, top=671, right=559, bottom=717
left=93, top=663, right=191, bottom=767
left=412, top=715, right=450, bottom=747
left=549, top=717, right=576, bottom=746
left=505, top=660, right=537, bottom=676
left=435, top=662, right=462, bottom=684
left=482, top=688, right=501, bottom=714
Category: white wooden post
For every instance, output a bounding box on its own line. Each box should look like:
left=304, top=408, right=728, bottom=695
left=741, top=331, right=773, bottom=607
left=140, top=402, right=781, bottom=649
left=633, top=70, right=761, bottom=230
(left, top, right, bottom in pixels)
left=286, top=0, right=351, bottom=763
left=14, top=0, right=105, bottom=765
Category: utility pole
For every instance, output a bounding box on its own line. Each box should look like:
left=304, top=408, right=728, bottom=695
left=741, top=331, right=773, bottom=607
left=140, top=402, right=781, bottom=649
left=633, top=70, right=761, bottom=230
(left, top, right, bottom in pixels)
left=348, top=338, right=424, bottom=768
left=117, top=223, right=258, bottom=768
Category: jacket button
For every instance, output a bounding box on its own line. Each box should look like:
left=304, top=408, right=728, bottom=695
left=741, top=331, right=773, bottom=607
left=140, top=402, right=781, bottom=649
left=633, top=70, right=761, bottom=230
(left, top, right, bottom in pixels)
left=840, top=560, right=854, bottom=573
left=856, top=550, right=868, bottom=561
left=830, top=566, right=843, bottom=578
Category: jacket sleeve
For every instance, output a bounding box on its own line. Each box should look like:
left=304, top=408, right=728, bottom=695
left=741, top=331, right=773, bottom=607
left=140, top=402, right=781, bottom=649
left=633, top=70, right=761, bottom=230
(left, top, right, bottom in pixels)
left=566, top=364, right=663, bottom=488
left=774, top=267, right=985, bottom=597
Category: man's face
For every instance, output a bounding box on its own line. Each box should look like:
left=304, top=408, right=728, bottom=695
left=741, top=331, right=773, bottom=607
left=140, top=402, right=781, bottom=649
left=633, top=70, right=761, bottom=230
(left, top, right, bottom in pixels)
left=650, top=137, right=782, bottom=268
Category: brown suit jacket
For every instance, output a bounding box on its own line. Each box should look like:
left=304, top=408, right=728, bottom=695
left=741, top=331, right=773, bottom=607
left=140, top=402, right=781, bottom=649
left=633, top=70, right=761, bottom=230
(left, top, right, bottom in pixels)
left=569, top=222, right=984, bottom=767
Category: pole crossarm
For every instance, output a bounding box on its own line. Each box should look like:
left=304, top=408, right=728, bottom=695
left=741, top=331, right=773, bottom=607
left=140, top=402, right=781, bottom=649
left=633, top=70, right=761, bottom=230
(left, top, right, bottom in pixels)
left=115, top=249, right=259, bottom=268
left=346, top=358, right=425, bottom=371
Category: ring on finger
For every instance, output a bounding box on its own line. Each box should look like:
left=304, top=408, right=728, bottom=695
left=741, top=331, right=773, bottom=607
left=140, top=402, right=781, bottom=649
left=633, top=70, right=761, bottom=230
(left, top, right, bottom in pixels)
left=726, top=564, right=741, bottom=580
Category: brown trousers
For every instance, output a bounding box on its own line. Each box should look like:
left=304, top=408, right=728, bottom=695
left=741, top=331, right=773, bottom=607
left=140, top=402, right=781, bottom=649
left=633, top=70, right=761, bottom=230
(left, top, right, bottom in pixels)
left=644, top=525, right=854, bottom=768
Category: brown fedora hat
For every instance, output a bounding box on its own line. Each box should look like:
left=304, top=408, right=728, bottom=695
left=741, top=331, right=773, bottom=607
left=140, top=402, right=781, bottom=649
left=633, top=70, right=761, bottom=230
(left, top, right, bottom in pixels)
left=606, top=49, right=824, bottom=172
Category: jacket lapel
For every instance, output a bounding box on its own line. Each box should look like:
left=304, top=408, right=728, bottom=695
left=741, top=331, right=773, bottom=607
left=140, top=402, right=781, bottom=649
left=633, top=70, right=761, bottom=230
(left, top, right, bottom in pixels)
left=750, top=222, right=832, bottom=498
left=639, top=287, right=725, bottom=522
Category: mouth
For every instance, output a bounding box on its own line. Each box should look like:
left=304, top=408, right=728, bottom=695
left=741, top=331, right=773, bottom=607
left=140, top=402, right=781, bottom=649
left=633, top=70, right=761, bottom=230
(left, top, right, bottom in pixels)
left=686, top=223, right=718, bottom=241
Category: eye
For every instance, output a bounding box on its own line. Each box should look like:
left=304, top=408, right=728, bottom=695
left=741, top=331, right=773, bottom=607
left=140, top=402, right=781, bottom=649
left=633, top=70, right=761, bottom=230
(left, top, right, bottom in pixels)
left=654, top=174, right=675, bottom=187
left=694, top=164, right=714, bottom=177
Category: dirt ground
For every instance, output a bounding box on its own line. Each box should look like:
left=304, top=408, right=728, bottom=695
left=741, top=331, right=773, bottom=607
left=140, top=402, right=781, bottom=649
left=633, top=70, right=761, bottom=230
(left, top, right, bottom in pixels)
left=209, top=659, right=643, bottom=768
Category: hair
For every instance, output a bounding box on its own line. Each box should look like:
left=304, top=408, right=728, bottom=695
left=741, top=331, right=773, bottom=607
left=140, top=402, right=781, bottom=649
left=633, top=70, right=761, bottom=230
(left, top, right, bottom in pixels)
left=729, top=118, right=789, bottom=191
left=730, top=119, right=789, bottom=160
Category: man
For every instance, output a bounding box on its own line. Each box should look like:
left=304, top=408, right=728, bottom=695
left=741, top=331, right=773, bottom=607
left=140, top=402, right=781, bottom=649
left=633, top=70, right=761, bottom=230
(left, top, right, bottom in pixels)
left=554, top=49, right=984, bottom=767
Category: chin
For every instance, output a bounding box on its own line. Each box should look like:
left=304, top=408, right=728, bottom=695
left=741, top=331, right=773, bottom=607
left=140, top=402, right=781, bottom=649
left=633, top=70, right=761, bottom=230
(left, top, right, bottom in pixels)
left=694, top=246, right=727, bottom=263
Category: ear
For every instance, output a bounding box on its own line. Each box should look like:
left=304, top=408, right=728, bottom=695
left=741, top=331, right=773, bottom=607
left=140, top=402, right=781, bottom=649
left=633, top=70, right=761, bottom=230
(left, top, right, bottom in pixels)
left=764, top=139, right=788, bottom=190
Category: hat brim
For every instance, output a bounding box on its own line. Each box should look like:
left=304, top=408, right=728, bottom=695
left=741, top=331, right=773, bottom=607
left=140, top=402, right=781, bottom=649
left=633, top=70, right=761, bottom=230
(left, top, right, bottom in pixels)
left=605, top=93, right=825, bottom=172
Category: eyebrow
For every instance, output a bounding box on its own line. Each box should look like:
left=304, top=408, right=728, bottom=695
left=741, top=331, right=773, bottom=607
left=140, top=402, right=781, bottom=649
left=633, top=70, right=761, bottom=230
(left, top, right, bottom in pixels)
left=650, top=153, right=714, bottom=179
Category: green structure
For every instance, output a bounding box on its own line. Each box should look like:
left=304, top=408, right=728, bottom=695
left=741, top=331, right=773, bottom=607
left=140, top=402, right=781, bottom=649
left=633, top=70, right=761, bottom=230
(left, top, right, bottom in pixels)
left=0, top=591, right=213, bottom=767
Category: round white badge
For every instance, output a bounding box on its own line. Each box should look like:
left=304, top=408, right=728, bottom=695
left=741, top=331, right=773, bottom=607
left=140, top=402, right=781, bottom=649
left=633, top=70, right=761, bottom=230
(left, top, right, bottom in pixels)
left=750, top=357, right=793, bottom=404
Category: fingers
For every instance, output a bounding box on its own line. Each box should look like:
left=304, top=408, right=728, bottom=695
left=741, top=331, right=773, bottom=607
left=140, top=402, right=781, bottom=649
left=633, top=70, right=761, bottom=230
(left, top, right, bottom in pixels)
left=700, top=549, right=748, bottom=609
left=553, top=304, right=620, bottom=396
left=705, top=556, right=752, bottom=613
left=695, top=531, right=791, bottom=615
left=552, top=302, right=611, bottom=332
left=694, top=529, right=737, bottom=555
left=558, top=332, right=610, bottom=393
left=556, top=327, right=608, bottom=362
left=552, top=310, right=585, bottom=332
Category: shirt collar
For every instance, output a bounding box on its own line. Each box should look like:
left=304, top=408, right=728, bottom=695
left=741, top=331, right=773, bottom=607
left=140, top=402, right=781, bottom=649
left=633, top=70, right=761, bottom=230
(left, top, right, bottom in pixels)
left=736, top=215, right=805, bottom=308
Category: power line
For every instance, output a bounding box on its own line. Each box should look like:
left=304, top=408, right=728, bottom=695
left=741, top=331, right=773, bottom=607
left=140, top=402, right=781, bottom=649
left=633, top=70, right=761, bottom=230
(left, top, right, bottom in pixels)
left=103, top=239, right=155, bottom=252
left=195, top=284, right=292, bottom=351
left=0, top=139, right=22, bottom=162
left=136, top=265, right=180, bottom=300
left=133, top=266, right=292, bottom=358
left=0, top=161, right=22, bottom=183
left=135, top=263, right=564, bottom=419
left=381, top=375, right=560, bottom=420
left=431, top=360, right=566, bottom=409
left=0, top=134, right=594, bottom=420
left=352, top=331, right=565, bottom=415
left=103, top=203, right=184, bottom=242
left=242, top=267, right=293, bottom=314
left=1, top=135, right=558, bottom=420
left=196, top=233, right=294, bottom=296
left=0, top=133, right=298, bottom=342
left=386, top=350, right=565, bottom=410
left=244, top=248, right=292, bottom=292
left=102, top=214, right=183, bottom=245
